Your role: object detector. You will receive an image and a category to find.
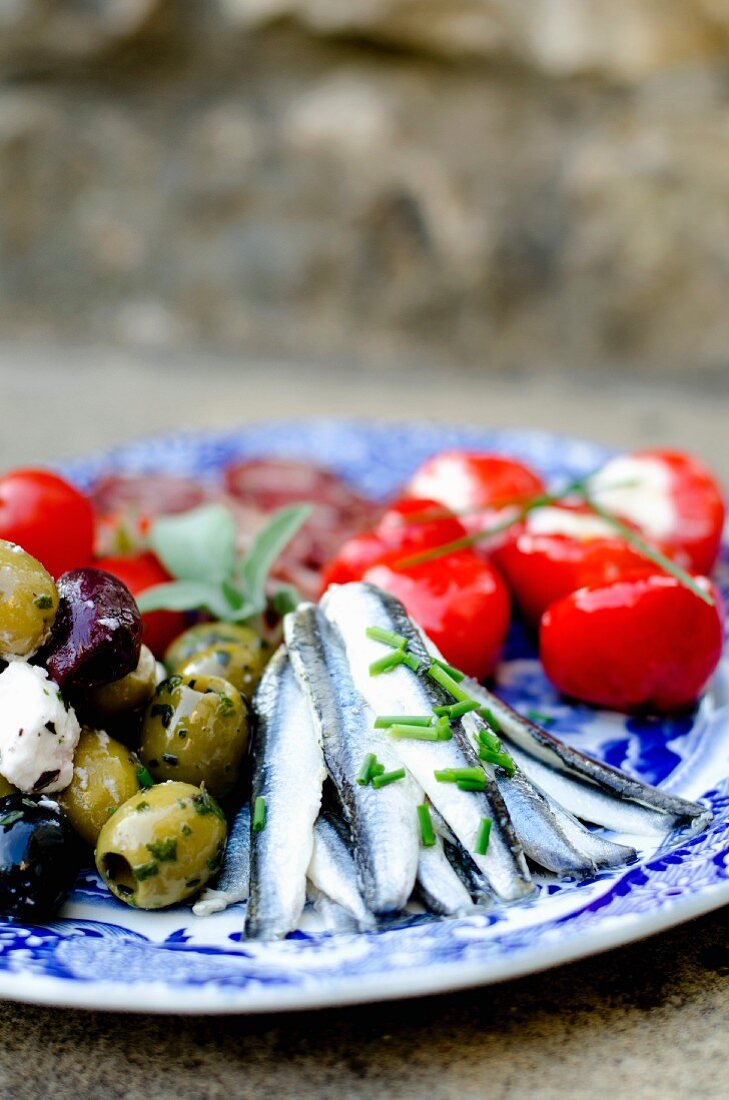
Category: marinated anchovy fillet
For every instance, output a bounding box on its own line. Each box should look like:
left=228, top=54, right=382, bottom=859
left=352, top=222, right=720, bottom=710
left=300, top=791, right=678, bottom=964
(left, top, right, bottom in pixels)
left=459, top=677, right=713, bottom=836
left=193, top=802, right=251, bottom=917
left=245, top=649, right=326, bottom=940
left=417, top=828, right=476, bottom=916
left=320, top=583, right=533, bottom=902
left=307, top=811, right=373, bottom=930
left=285, top=604, right=421, bottom=914
left=307, top=884, right=362, bottom=933
left=460, top=714, right=636, bottom=873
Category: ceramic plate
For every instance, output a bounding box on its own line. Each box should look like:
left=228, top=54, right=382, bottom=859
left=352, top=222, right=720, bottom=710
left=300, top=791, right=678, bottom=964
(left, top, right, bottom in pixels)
left=0, top=421, right=727, bottom=1014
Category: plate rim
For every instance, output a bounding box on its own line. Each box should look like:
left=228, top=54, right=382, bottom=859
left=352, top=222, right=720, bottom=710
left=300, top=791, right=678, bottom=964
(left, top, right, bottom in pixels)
left=1, top=418, right=726, bottom=1014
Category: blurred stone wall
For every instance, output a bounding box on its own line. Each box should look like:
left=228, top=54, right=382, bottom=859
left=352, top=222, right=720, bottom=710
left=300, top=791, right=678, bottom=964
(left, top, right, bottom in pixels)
left=0, top=0, right=728, bottom=378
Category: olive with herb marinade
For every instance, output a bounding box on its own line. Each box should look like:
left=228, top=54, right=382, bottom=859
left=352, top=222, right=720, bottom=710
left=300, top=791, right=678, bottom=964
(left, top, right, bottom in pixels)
left=165, top=621, right=270, bottom=700
left=95, top=781, right=227, bottom=909
left=140, top=674, right=248, bottom=797
left=57, top=727, right=141, bottom=847
left=0, top=540, right=58, bottom=660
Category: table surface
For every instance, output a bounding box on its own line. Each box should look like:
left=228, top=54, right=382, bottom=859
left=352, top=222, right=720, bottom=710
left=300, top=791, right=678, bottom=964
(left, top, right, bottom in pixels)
left=1, top=343, right=727, bottom=1100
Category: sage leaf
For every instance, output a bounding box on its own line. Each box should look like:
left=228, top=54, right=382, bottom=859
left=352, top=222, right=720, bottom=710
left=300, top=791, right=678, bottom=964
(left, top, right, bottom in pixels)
left=149, top=504, right=236, bottom=584
left=237, top=504, right=312, bottom=612
left=137, top=580, right=235, bottom=620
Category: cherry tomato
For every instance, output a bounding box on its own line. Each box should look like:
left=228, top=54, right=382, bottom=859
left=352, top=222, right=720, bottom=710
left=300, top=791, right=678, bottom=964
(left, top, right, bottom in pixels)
left=363, top=550, right=511, bottom=680
left=320, top=498, right=467, bottom=592
left=403, top=452, right=545, bottom=551
left=495, top=505, right=655, bottom=624
left=0, top=469, right=94, bottom=578
left=540, top=573, right=723, bottom=713
left=588, top=449, right=725, bottom=574
left=94, top=552, right=186, bottom=658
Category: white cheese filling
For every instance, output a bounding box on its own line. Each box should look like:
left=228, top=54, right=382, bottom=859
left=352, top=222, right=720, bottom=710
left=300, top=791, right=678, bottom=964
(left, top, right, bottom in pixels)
left=525, top=507, right=616, bottom=541
left=586, top=456, right=676, bottom=541
left=0, top=662, right=80, bottom=793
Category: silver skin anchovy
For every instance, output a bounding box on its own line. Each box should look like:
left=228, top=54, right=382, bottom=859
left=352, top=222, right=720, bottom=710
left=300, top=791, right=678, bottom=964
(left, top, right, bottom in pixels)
left=307, top=811, right=374, bottom=930
left=461, top=712, right=637, bottom=873
left=417, top=827, right=476, bottom=916
left=458, top=676, right=713, bottom=836
left=320, top=583, right=534, bottom=902
left=245, top=649, right=326, bottom=940
left=285, top=604, right=421, bottom=915
left=337, top=580, right=634, bottom=877
left=307, top=884, right=362, bottom=934
left=193, top=802, right=251, bottom=917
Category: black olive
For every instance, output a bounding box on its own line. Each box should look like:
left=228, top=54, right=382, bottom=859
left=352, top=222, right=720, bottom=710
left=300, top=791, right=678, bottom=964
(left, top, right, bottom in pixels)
left=37, top=568, right=142, bottom=691
left=0, top=794, right=79, bottom=920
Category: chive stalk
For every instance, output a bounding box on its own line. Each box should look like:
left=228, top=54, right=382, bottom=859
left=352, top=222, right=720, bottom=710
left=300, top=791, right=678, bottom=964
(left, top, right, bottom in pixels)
left=252, top=796, right=266, bottom=832
left=456, top=777, right=487, bottom=791
left=374, top=715, right=434, bottom=728
left=357, top=753, right=377, bottom=786
left=417, top=804, right=436, bottom=848
left=474, top=817, right=492, bottom=855
left=366, top=625, right=408, bottom=649
left=372, top=768, right=406, bottom=789
left=431, top=658, right=465, bottom=682
left=390, top=725, right=441, bottom=741
left=426, top=662, right=471, bottom=703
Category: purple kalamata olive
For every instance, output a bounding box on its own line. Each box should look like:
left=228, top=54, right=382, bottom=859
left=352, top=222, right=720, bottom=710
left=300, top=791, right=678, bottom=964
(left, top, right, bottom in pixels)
left=40, top=568, right=143, bottom=690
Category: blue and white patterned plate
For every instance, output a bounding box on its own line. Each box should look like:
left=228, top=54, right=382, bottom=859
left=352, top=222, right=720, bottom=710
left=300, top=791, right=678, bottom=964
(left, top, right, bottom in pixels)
left=1, top=421, right=727, bottom=1014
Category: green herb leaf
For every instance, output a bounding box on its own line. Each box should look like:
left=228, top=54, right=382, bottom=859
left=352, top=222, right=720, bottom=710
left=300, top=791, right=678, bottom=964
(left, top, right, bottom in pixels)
left=149, top=503, right=237, bottom=584
left=272, top=584, right=303, bottom=617
left=136, top=579, right=234, bottom=618
left=237, top=504, right=312, bottom=613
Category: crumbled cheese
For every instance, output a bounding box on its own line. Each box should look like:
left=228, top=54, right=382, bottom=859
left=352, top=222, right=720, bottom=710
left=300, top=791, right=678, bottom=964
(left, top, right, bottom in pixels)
left=0, top=663, right=80, bottom=793
left=526, top=507, right=616, bottom=541
left=587, top=456, right=676, bottom=541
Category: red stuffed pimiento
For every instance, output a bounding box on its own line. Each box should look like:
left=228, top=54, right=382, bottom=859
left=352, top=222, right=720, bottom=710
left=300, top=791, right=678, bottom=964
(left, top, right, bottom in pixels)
left=320, top=497, right=468, bottom=590
left=363, top=550, right=511, bottom=681
left=539, top=573, right=724, bottom=713
left=495, top=505, right=655, bottom=624
left=587, top=449, right=725, bottom=575
left=403, top=451, right=545, bottom=552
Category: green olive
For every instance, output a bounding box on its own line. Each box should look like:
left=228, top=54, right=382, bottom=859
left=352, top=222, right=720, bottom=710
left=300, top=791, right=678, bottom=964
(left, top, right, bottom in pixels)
left=140, top=674, right=248, bottom=797
left=57, top=727, right=141, bottom=847
left=0, top=775, right=17, bottom=800
left=165, top=622, right=269, bottom=687
left=179, top=642, right=268, bottom=703
left=95, top=781, right=227, bottom=909
left=86, top=644, right=157, bottom=716
left=0, top=540, right=58, bottom=659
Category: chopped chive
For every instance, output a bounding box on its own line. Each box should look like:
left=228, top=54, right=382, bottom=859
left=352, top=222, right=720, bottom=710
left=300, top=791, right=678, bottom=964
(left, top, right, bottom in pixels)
left=476, top=727, right=502, bottom=753
left=435, top=717, right=453, bottom=741
left=357, top=752, right=377, bottom=786
left=456, top=777, right=487, bottom=791
left=371, top=762, right=385, bottom=777
left=446, top=700, right=480, bottom=720
left=374, top=715, right=434, bottom=728
left=431, top=658, right=465, bottom=682
left=478, top=746, right=517, bottom=776
left=369, top=651, right=405, bottom=676
left=400, top=650, right=421, bottom=673
left=474, top=817, right=492, bottom=855
left=434, top=768, right=457, bottom=783
left=433, top=705, right=451, bottom=718
left=417, top=804, right=436, bottom=848
left=526, top=709, right=555, bottom=727
left=372, top=768, right=406, bottom=789
left=366, top=626, right=408, bottom=649
left=390, top=725, right=441, bottom=741
left=253, top=796, right=266, bottom=832
left=477, top=706, right=502, bottom=733
left=427, top=662, right=471, bottom=703
left=136, top=766, right=154, bottom=790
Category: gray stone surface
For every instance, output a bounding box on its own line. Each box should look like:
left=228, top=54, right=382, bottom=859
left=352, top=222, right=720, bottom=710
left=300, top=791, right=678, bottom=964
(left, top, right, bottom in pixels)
left=0, top=345, right=727, bottom=1099
left=0, top=9, right=727, bottom=381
